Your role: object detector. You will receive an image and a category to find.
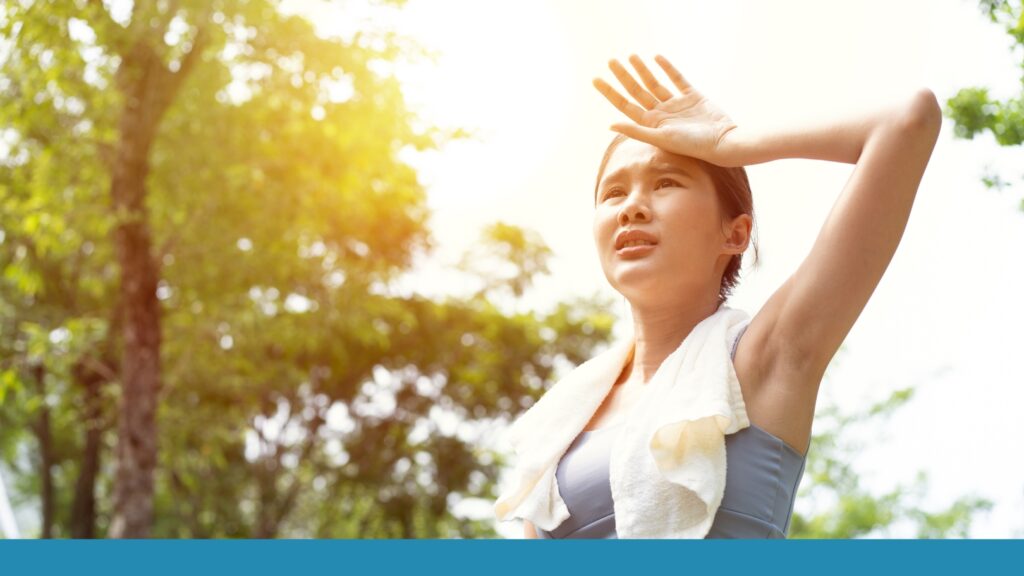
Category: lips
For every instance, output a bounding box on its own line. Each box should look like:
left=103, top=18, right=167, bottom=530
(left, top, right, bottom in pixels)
left=614, top=229, right=659, bottom=251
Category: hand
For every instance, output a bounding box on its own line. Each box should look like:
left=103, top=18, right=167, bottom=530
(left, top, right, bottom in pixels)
left=593, top=55, right=745, bottom=168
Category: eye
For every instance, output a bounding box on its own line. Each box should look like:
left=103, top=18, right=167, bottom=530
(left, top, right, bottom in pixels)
left=602, top=188, right=625, bottom=200
left=656, top=178, right=681, bottom=189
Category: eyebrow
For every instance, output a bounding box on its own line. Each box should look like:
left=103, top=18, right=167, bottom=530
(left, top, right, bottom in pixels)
left=600, top=162, right=697, bottom=188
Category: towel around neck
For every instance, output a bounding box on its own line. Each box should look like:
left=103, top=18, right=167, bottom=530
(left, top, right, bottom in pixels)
left=493, top=305, right=753, bottom=538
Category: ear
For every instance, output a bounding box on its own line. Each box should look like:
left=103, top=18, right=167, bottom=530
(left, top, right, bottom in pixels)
left=722, top=213, right=752, bottom=254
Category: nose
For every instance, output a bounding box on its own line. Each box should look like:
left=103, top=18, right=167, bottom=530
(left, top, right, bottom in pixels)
left=617, top=189, right=651, bottom=226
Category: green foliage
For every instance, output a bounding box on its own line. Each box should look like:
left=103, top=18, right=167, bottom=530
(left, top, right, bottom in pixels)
left=789, top=387, right=993, bottom=539
left=0, top=0, right=612, bottom=538
left=458, top=222, right=554, bottom=299
left=943, top=6, right=1024, bottom=534
left=945, top=0, right=1024, bottom=210
left=947, top=86, right=1024, bottom=145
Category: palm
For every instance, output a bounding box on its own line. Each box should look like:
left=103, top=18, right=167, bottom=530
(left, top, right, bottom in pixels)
left=593, top=55, right=741, bottom=166
left=644, top=94, right=737, bottom=157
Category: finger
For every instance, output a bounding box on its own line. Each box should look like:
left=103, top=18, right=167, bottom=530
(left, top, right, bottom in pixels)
left=654, top=54, right=694, bottom=94
left=609, top=122, right=668, bottom=149
left=628, top=55, right=673, bottom=101
left=592, top=77, right=646, bottom=124
left=608, top=58, right=660, bottom=110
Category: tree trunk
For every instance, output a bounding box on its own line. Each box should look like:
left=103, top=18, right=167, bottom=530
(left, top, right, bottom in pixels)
left=106, top=33, right=200, bottom=538
left=69, top=379, right=102, bottom=538
left=69, top=353, right=113, bottom=538
left=102, top=15, right=206, bottom=538
left=107, top=57, right=162, bottom=537
left=32, top=363, right=54, bottom=539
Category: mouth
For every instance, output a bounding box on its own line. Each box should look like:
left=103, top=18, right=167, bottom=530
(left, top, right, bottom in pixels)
left=616, top=241, right=657, bottom=259
left=614, top=229, right=659, bottom=259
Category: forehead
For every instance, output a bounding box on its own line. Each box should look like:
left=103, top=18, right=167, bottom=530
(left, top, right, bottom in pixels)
left=601, top=139, right=704, bottom=184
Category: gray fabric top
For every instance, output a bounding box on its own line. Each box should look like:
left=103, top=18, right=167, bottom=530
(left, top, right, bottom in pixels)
left=535, top=324, right=810, bottom=539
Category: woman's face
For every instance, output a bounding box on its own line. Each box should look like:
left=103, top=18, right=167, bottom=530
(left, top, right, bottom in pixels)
left=593, top=138, right=733, bottom=304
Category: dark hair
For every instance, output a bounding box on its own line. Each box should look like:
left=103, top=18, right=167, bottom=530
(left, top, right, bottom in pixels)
left=593, top=133, right=760, bottom=306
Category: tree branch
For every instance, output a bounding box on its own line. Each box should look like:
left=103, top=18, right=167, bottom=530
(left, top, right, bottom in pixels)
left=85, top=0, right=132, bottom=57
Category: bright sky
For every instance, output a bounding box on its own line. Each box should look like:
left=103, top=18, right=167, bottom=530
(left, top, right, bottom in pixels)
left=305, top=0, right=1024, bottom=538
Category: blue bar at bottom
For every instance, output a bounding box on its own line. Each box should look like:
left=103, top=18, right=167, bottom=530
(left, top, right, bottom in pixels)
left=0, top=539, right=1019, bottom=576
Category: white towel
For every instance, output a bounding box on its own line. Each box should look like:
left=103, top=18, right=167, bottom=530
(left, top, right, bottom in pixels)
left=493, top=304, right=753, bottom=538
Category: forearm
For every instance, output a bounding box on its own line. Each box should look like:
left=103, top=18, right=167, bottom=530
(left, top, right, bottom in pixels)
left=730, top=89, right=936, bottom=167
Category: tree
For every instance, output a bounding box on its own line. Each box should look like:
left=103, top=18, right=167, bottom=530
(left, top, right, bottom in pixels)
left=945, top=0, right=1024, bottom=210
left=0, top=0, right=614, bottom=538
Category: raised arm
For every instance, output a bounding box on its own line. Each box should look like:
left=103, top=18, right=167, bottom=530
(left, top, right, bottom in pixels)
left=730, top=88, right=941, bottom=382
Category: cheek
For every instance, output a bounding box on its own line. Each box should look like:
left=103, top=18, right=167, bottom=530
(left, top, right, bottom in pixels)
left=666, top=196, right=715, bottom=231
left=657, top=201, right=717, bottom=254
left=593, top=211, right=615, bottom=247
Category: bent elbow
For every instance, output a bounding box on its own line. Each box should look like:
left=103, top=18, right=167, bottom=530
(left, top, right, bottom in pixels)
left=903, top=88, right=943, bottom=136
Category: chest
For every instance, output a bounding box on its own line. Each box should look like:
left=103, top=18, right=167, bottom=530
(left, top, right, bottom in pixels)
left=582, top=376, right=645, bottom=431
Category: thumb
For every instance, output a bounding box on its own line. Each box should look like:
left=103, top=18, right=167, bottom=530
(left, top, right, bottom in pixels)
left=609, top=123, right=663, bottom=146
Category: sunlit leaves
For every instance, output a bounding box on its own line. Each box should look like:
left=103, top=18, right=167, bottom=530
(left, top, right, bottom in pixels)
left=945, top=1, right=1024, bottom=211
left=0, top=0, right=616, bottom=539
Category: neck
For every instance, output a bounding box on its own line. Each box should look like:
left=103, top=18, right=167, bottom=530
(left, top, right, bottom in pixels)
left=627, top=291, right=722, bottom=384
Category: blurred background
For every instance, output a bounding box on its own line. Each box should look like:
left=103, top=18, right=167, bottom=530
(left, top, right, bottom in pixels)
left=0, top=0, right=1022, bottom=539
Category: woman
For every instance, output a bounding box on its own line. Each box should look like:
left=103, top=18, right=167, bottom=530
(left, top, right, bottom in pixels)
left=510, top=54, right=941, bottom=538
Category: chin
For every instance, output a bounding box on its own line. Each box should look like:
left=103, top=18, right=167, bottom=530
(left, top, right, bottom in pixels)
left=609, top=266, right=664, bottom=299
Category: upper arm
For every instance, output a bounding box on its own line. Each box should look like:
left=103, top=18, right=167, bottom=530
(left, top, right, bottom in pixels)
left=755, top=88, right=942, bottom=384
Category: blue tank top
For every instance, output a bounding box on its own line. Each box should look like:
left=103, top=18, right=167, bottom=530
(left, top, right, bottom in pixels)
left=535, top=325, right=810, bottom=539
